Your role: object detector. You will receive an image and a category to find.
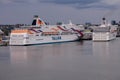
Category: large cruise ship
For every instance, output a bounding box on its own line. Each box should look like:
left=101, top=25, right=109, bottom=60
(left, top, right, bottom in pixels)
left=92, top=18, right=117, bottom=41
left=9, top=15, right=83, bottom=46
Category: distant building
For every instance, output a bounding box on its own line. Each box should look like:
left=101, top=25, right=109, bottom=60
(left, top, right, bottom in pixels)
left=0, top=29, right=4, bottom=42
left=111, top=20, right=117, bottom=25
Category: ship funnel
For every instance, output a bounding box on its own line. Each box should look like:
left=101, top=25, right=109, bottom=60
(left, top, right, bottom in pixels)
left=102, top=17, right=106, bottom=25
left=32, top=15, right=46, bottom=26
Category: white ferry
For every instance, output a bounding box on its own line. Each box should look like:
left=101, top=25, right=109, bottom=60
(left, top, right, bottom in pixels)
left=9, top=15, right=83, bottom=46
left=92, top=18, right=117, bottom=41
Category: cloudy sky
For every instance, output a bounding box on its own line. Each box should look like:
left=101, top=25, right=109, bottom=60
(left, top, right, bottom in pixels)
left=0, top=0, right=120, bottom=24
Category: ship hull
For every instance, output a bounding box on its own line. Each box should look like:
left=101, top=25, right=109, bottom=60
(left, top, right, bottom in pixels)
left=92, top=32, right=117, bottom=41
left=9, top=33, right=79, bottom=46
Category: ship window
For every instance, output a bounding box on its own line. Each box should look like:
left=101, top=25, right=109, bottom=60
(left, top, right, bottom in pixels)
left=12, top=35, right=17, bottom=37
left=32, top=20, right=36, bottom=25
left=36, top=35, right=39, bottom=36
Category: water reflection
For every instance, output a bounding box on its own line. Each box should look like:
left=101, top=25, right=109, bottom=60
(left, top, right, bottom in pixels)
left=10, top=41, right=92, bottom=65
left=92, top=39, right=120, bottom=65
left=92, top=39, right=120, bottom=59
left=3, top=40, right=120, bottom=80
left=0, top=46, right=10, bottom=61
left=92, top=42, right=110, bottom=57
left=10, top=46, right=28, bottom=64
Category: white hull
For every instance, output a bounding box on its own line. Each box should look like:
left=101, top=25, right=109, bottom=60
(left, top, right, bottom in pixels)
left=92, top=32, right=116, bottom=41
left=9, top=33, right=79, bottom=46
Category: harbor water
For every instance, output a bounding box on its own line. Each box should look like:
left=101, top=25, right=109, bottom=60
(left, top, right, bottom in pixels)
left=0, top=38, right=120, bottom=80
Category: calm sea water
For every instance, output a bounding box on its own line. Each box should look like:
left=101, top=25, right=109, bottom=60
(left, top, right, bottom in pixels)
left=0, top=38, right=120, bottom=80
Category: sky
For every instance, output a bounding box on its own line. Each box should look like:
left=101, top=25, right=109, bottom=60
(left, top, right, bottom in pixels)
left=0, top=0, right=120, bottom=24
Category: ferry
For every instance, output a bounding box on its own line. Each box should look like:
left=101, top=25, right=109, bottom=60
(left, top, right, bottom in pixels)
left=92, top=18, right=117, bottom=41
left=9, top=15, right=83, bottom=46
